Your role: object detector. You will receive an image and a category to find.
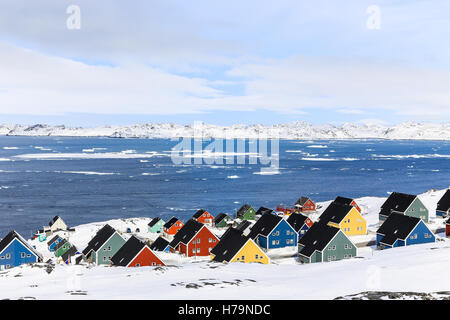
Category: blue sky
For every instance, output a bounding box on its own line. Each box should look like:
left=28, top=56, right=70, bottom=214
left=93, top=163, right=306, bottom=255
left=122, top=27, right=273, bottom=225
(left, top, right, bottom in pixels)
left=0, top=0, right=449, bottom=126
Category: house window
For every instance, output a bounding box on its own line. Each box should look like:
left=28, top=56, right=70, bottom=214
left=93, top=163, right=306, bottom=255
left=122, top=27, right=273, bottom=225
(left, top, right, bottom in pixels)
left=255, top=254, right=259, bottom=259
left=328, top=245, right=336, bottom=251
left=21, top=252, right=26, bottom=258
left=241, top=255, right=245, bottom=261
left=103, top=256, right=107, bottom=261
left=136, top=263, right=140, bottom=267
left=209, top=238, right=212, bottom=243
left=192, top=249, right=196, bottom=254
left=27, top=254, right=31, bottom=258
left=5, top=254, right=10, bottom=259
left=0, top=256, right=4, bottom=260
left=197, top=239, right=201, bottom=244
left=152, top=262, right=156, bottom=266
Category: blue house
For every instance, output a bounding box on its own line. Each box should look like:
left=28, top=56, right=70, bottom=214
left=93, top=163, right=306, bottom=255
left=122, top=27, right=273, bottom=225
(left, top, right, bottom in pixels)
left=0, top=231, right=43, bottom=270
left=286, top=213, right=314, bottom=241
left=376, top=213, right=435, bottom=249
left=247, top=213, right=297, bottom=249
left=47, top=235, right=64, bottom=252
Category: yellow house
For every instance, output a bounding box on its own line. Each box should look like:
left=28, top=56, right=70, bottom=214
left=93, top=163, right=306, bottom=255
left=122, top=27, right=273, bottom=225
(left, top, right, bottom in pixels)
left=210, top=228, right=270, bottom=264
left=318, top=202, right=367, bottom=236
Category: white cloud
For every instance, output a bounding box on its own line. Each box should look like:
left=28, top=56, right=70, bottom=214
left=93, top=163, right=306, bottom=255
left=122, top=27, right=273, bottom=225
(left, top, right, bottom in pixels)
left=2, top=42, right=450, bottom=120
left=226, top=56, right=450, bottom=118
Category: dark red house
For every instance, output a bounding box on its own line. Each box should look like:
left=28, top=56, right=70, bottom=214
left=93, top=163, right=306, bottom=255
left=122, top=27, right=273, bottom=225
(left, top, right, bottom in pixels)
left=110, top=236, right=165, bottom=267
left=169, top=219, right=219, bottom=257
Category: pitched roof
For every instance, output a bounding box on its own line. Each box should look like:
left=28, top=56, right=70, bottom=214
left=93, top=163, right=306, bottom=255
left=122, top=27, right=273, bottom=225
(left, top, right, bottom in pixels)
left=61, top=246, right=78, bottom=262
left=247, top=213, right=282, bottom=239
left=333, top=196, right=354, bottom=206
left=211, top=228, right=249, bottom=263
left=54, top=239, right=69, bottom=251
left=110, top=236, right=147, bottom=266
left=214, top=213, right=230, bottom=224
left=82, top=224, right=116, bottom=256
left=163, top=217, right=180, bottom=229
left=149, top=236, right=170, bottom=251
left=49, top=215, right=62, bottom=227
left=298, top=223, right=340, bottom=258
left=286, top=213, right=309, bottom=232
left=236, top=204, right=252, bottom=218
left=295, top=196, right=311, bottom=207
left=255, top=206, right=273, bottom=216
left=377, top=212, right=421, bottom=244
left=437, top=189, right=450, bottom=213
left=379, top=192, right=417, bottom=217
left=0, top=230, right=43, bottom=260
left=169, top=219, right=204, bottom=249
left=47, top=235, right=62, bottom=247
left=235, top=220, right=252, bottom=233
left=148, top=217, right=162, bottom=228
left=318, top=202, right=353, bottom=225
left=193, top=209, right=207, bottom=219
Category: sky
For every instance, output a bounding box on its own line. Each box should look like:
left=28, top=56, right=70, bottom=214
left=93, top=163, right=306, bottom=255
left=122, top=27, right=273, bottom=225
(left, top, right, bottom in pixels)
left=0, top=0, right=450, bottom=126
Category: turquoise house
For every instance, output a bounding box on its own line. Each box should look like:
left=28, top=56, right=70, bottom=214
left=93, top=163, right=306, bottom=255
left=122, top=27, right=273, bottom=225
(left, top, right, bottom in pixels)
left=148, top=217, right=165, bottom=234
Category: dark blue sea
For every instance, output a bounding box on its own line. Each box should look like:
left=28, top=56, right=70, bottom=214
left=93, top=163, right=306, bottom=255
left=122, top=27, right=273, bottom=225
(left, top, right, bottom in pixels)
left=0, top=136, right=449, bottom=237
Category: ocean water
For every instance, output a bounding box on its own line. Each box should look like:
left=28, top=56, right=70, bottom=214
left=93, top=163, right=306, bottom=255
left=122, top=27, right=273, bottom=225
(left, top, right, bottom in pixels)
left=0, top=136, right=449, bottom=237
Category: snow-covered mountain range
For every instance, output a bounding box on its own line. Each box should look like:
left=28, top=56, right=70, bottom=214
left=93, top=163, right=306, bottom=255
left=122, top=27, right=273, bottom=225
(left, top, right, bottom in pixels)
left=1, top=122, right=450, bottom=140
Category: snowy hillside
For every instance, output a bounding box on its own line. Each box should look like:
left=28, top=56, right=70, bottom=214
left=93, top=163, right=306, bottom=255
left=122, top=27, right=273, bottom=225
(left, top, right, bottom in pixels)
left=1, top=122, right=450, bottom=140
left=1, top=187, right=450, bottom=300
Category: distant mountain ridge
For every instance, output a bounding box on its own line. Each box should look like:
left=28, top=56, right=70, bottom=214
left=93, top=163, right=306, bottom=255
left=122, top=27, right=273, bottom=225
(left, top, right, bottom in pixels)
left=1, top=122, right=450, bottom=140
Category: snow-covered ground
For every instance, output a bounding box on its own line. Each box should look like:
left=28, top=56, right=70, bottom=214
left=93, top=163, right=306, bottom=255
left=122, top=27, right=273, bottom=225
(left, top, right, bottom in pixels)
left=2, top=121, right=450, bottom=140
left=1, top=187, right=449, bottom=300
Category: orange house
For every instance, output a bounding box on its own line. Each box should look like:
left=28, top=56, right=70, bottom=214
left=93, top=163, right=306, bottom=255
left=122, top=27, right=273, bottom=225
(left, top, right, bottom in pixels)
left=163, top=217, right=184, bottom=236
left=169, top=219, right=219, bottom=257
left=294, top=197, right=316, bottom=213
left=192, top=209, right=214, bottom=225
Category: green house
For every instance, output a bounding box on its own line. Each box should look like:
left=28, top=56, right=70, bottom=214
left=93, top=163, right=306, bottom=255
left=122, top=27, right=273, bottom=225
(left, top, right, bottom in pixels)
left=298, top=222, right=357, bottom=264
left=214, top=213, right=233, bottom=228
left=379, top=192, right=429, bottom=222
left=81, top=224, right=126, bottom=265
left=235, top=204, right=256, bottom=221
left=148, top=217, right=165, bottom=233
left=54, top=239, right=72, bottom=258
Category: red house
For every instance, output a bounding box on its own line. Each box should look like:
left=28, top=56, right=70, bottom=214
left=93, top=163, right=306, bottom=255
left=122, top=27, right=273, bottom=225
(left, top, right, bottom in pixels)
left=192, top=209, right=214, bottom=226
left=169, top=219, right=219, bottom=257
left=110, top=236, right=166, bottom=267
left=334, top=196, right=362, bottom=213
left=446, top=218, right=450, bottom=237
left=163, top=217, right=184, bottom=236
left=294, top=197, right=316, bottom=213
left=275, top=206, right=296, bottom=215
